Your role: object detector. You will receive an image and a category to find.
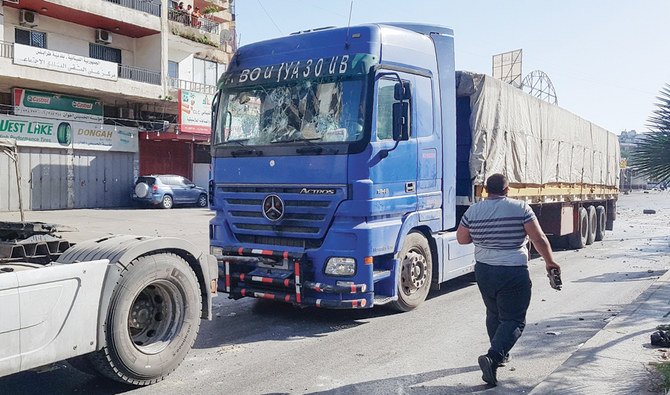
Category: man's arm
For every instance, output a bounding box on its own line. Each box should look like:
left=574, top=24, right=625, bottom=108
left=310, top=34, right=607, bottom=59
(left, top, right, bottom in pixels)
left=456, top=224, right=472, bottom=245
left=524, top=219, right=560, bottom=273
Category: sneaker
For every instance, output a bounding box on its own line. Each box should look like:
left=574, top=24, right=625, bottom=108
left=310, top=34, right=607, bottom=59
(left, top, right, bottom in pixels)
left=478, top=355, right=498, bottom=386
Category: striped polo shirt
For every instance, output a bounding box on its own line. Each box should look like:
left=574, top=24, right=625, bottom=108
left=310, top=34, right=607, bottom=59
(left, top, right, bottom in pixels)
left=459, top=196, right=537, bottom=266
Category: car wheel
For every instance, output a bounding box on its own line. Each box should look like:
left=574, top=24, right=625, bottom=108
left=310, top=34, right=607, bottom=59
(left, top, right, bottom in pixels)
left=196, top=194, right=208, bottom=208
left=161, top=195, right=173, bottom=209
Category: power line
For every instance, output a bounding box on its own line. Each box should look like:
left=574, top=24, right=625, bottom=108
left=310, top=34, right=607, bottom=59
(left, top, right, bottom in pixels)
left=256, top=0, right=283, bottom=35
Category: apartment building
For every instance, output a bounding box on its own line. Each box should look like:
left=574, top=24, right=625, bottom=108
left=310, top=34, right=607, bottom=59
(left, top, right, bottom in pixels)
left=0, top=0, right=235, bottom=211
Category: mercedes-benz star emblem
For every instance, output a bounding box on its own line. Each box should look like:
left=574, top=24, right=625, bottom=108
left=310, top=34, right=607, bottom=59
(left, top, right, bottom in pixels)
left=262, top=194, right=284, bottom=221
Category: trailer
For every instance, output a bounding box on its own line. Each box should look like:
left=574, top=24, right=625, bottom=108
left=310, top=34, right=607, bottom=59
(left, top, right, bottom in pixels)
left=0, top=139, right=217, bottom=386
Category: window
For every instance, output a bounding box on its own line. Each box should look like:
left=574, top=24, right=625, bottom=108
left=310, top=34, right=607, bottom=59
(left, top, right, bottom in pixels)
left=193, top=58, right=226, bottom=86
left=89, top=43, right=122, bottom=64
left=168, top=61, right=179, bottom=79
left=15, top=28, right=47, bottom=48
left=376, top=79, right=399, bottom=140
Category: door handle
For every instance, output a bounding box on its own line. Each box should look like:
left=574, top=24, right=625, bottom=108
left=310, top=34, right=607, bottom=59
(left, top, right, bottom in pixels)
left=405, top=182, right=415, bottom=193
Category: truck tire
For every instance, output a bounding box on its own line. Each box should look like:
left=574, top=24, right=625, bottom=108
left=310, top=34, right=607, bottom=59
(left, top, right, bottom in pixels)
left=595, top=205, right=606, bottom=241
left=568, top=207, right=588, bottom=249
left=390, top=232, right=432, bottom=312
left=585, top=206, right=597, bottom=245
left=85, top=253, right=201, bottom=386
left=161, top=194, right=173, bottom=209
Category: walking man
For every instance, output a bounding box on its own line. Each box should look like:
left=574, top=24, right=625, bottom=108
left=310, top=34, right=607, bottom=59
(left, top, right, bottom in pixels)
left=456, top=173, right=561, bottom=386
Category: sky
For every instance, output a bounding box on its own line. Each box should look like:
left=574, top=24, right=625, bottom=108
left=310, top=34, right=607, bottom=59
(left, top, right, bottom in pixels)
left=233, top=0, right=670, bottom=135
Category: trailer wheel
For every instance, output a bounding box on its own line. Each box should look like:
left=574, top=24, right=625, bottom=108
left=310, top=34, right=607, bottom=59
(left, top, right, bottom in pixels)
left=585, top=206, right=597, bottom=245
left=568, top=207, right=588, bottom=249
left=594, top=206, right=606, bottom=241
left=390, top=232, right=432, bottom=312
left=86, top=253, right=201, bottom=386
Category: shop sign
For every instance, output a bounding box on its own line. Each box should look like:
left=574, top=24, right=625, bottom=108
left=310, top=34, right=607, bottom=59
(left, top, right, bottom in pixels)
left=13, top=44, right=118, bottom=81
left=179, top=90, right=212, bottom=134
left=13, top=88, right=104, bottom=123
left=0, top=114, right=138, bottom=152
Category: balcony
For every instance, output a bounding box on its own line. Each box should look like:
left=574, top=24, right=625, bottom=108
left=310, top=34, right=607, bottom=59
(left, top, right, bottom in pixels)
left=0, top=41, right=163, bottom=100
left=103, top=0, right=161, bottom=17
left=167, top=77, right=217, bottom=95
left=168, top=9, right=221, bottom=35
left=119, top=65, right=162, bottom=85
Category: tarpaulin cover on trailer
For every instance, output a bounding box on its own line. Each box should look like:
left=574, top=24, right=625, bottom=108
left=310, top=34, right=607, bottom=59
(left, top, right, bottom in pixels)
left=456, top=71, right=620, bottom=188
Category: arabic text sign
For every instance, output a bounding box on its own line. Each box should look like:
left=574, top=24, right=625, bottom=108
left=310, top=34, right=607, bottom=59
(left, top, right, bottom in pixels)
left=13, top=44, right=118, bottom=81
left=0, top=114, right=138, bottom=152
left=13, top=88, right=104, bottom=123
left=179, top=90, right=212, bottom=134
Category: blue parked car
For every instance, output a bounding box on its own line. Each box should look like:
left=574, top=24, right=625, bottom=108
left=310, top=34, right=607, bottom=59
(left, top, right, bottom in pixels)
left=132, top=175, right=208, bottom=209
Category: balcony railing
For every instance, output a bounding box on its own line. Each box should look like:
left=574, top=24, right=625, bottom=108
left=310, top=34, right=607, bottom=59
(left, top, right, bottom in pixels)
left=119, top=65, right=162, bottom=85
left=0, top=41, right=13, bottom=59
left=168, top=9, right=220, bottom=35
left=167, top=77, right=217, bottom=95
left=104, top=0, right=161, bottom=16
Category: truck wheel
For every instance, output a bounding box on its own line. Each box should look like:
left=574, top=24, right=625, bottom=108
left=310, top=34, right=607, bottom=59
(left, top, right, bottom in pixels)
left=594, top=206, right=606, bottom=241
left=161, top=194, right=173, bottom=209
left=86, top=253, right=201, bottom=386
left=568, top=207, right=588, bottom=249
left=585, top=206, right=597, bottom=245
left=390, top=232, right=432, bottom=312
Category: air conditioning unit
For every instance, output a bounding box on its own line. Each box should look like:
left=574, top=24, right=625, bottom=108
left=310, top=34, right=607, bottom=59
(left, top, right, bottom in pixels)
left=19, top=9, right=39, bottom=27
left=95, top=29, right=113, bottom=45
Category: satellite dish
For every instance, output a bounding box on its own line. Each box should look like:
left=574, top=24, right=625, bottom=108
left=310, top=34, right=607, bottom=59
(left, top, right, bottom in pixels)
left=220, top=29, right=233, bottom=43
left=522, top=70, right=558, bottom=104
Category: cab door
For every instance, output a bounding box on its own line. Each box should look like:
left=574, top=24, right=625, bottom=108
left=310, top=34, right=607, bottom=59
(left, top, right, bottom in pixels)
left=369, top=72, right=419, bottom=214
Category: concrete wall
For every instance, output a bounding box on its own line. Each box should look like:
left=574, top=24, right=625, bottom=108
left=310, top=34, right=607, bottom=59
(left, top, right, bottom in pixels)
left=135, top=34, right=162, bottom=70
left=45, top=0, right=161, bottom=31
left=3, top=8, right=137, bottom=66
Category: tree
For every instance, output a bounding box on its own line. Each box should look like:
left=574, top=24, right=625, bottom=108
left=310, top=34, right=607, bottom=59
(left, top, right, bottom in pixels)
left=632, top=84, right=670, bottom=182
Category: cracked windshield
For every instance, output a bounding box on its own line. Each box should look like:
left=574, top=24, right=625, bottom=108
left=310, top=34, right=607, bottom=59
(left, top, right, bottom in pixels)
left=215, top=78, right=365, bottom=146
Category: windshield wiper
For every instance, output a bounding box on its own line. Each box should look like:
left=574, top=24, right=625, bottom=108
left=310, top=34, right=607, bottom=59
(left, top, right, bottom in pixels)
left=270, top=137, right=323, bottom=144
left=231, top=148, right=263, bottom=157
left=220, top=138, right=249, bottom=146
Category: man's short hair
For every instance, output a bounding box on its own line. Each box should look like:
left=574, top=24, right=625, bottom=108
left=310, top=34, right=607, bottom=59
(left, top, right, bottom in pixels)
left=486, top=173, right=509, bottom=195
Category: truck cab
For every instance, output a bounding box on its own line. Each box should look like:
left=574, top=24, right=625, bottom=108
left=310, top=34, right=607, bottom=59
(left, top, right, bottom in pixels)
left=209, top=23, right=474, bottom=310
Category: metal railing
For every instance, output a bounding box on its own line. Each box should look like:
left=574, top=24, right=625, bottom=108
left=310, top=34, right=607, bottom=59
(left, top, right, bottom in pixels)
left=166, top=77, right=217, bottom=95
left=104, top=0, right=161, bottom=16
left=168, top=9, right=220, bottom=35
left=119, top=65, right=162, bottom=85
left=0, top=41, right=13, bottom=59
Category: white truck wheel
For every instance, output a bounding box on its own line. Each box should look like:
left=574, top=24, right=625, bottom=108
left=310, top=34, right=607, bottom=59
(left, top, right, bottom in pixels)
left=86, top=253, right=201, bottom=386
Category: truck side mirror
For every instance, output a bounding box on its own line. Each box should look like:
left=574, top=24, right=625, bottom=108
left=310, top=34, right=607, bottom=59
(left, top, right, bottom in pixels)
left=394, top=81, right=411, bottom=100
left=392, top=102, right=409, bottom=141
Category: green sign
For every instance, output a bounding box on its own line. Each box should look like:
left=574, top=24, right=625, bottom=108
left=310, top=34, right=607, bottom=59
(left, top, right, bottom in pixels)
left=13, top=88, right=103, bottom=123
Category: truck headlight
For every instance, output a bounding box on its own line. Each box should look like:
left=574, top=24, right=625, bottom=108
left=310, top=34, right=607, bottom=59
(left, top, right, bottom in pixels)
left=325, top=257, right=356, bottom=276
left=210, top=246, right=223, bottom=258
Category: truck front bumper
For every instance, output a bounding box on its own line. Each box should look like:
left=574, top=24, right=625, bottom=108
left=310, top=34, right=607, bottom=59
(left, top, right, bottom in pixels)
left=216, top=247, right=372, bottom=309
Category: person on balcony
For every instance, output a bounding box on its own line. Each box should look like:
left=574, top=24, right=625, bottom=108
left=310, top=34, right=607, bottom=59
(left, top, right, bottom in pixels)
left=192, top=7, right=203, bottom=29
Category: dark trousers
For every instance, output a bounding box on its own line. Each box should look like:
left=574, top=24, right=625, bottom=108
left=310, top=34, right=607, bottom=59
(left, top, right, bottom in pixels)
left=474, top=262, right=532, bottom=364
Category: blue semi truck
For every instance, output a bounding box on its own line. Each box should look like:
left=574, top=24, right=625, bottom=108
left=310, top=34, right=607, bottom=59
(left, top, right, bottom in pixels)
left=208, top=23, right=619, bottom=311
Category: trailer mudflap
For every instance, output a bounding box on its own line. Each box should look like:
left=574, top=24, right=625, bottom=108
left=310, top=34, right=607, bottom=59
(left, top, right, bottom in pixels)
left=216, top=246, right=370, bottom=308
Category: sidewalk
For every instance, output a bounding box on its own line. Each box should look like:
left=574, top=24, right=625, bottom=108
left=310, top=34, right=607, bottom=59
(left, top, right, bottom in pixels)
left=531, top=270, right=670, bottom=394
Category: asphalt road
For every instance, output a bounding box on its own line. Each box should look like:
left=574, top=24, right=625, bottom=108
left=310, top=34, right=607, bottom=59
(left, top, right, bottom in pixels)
left=1, top=190, right=669, bottom=394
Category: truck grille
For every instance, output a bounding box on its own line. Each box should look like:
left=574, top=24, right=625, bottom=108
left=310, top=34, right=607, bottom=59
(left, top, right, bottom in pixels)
left=218, top=184, right=346, bottom=248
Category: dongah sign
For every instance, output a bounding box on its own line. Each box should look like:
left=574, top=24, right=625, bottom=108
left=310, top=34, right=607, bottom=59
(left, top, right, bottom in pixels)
left=0, top=114, right=138, bottom=152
